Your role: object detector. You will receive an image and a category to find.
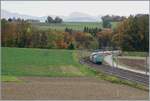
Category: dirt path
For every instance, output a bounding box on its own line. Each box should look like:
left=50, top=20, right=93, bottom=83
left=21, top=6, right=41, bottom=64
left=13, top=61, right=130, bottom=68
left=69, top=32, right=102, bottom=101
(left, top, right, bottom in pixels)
left=1, top=77, right=149, bottom=100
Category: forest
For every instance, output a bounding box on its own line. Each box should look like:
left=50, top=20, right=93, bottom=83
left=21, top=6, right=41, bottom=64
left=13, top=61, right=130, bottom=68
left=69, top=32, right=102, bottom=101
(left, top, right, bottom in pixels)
left=1, top=14, right=149, bottom=51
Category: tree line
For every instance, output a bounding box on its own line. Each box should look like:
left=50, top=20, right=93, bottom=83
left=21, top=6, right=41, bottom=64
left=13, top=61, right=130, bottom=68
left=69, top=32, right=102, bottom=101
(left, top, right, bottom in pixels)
left=1, top=18, right=98, bottom=49
left=102, top=15, right=126, bottom=28
left=1, top=14, right=149, bottom=51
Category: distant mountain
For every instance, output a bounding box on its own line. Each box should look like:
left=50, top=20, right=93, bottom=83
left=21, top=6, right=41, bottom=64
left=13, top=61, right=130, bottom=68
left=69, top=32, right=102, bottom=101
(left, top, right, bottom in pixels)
left=65, top=12, right=100, bottom=22
left=1, top=10, right=101, bottom=22
left=1, top=9, right=39, bottom=20
left=1, top=9, right=50, bottom=22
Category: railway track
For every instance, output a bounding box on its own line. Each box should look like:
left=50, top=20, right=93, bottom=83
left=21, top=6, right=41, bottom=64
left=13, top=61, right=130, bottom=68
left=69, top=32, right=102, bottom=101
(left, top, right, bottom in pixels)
left=81, top=58, right=149, bottom=86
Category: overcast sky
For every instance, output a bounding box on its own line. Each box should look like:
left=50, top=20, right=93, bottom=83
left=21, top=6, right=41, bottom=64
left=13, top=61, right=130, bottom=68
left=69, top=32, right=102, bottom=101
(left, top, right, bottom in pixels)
left=1, top=1, right=149, bottom=17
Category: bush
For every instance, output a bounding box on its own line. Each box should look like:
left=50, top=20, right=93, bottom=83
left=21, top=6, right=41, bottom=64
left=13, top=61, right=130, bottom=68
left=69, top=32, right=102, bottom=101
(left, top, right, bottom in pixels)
left=68, top=43, right=75, bottom=50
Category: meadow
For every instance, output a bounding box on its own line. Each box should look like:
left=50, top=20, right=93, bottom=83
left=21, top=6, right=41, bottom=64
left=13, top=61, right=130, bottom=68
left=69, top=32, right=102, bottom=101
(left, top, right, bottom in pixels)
left=1, top=47, right=96, bottom=77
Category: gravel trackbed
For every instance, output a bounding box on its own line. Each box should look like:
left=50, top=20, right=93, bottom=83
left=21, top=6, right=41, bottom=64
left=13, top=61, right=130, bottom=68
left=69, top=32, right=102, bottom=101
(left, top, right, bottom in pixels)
left=1, top=77, right=149, bottom=100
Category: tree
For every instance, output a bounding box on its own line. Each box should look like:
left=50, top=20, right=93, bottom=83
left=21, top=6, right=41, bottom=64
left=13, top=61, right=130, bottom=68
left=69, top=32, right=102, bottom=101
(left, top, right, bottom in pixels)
left=102, top=20, right=111, bottom=28
left=65, top=27, right=73, bottom=35
left=8, top=18, right=12, bottom=22
left=46, top=16, right=53, bottom=23
left=45, top=16, right=63, bottom=23
left=96, top=29, right=113, bottom=48
left=101, top=15, right=126, bottom=28
left=54, top=16, right=63, bottom=23
left=1, top=18, right=8, bottom=46
left=68, top=43, right=75, bottom=50
left=83, top=27, right=102, bottom=37
left=112, top=14, right=149, bottom=51
left=40, top=32, right=48, bottom=48
left=74, top=32, right=98, bottom=49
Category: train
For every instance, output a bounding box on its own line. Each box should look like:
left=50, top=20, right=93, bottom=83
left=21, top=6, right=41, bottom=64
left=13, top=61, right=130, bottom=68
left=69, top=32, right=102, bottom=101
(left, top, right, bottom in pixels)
left=90, top=52, right=104, bottom=64
left=89, top=50, right=121, bottom=64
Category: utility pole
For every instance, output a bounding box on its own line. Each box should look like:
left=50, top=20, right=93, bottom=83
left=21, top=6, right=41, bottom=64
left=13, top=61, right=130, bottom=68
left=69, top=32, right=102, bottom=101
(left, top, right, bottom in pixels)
left=112, top=47, right=114, bottom=74
left=116, top=53, right=118, bottom=68
left=145, top=52, right=149, bottom=75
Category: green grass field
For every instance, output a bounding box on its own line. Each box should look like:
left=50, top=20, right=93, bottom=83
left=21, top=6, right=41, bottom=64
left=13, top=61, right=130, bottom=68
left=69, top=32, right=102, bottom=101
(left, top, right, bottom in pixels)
left=110, top=22, right=120, bottom=29
left=32, top=22, right=103, bottom=31
left=32, top=22, right=120, bottom=31
left=2, top=47, right=95, bottom=77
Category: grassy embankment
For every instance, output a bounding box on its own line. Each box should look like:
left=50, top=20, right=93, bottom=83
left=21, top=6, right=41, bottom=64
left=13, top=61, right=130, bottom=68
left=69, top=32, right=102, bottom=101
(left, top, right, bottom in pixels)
left=122, top=51, right=147, bottom=57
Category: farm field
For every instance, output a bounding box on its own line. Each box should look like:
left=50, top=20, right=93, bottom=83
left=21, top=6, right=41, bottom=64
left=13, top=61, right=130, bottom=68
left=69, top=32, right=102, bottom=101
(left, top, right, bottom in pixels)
left=1, top=77, right=149, bottom=100
left=110, top=21, right=120, bottom=29
left=31, top=22, right=119, bottom=31
left=31, top=22, right=103, bottom=31
left=32, top=22, right=118, bottom=31
left=1, top=47, right=95, bottom=77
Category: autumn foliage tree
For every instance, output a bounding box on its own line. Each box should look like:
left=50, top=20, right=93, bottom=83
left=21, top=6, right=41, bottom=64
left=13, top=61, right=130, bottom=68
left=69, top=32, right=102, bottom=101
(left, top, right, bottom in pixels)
left=1, top=18, right=32, bottom=47
left=96, top=28, right=113, bottom=48
left=2, top=14, right=148, bottom=51
left=112, top=14, right=149, bottom=51
left=74, top=32, right=98, bottom=49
